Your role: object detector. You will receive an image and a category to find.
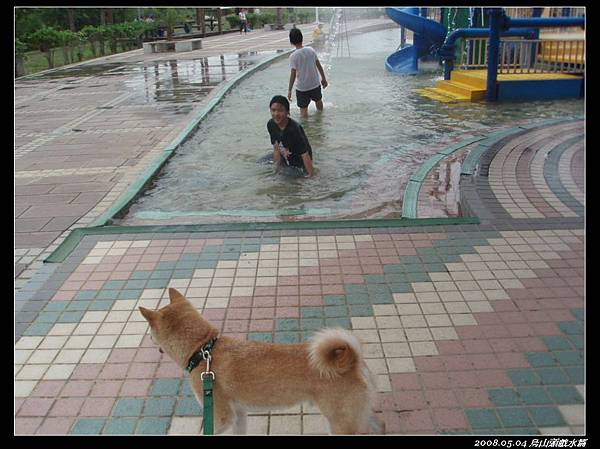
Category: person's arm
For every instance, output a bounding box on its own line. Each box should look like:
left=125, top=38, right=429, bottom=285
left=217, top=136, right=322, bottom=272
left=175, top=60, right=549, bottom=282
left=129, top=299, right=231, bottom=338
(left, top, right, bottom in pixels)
left=301, top=152, right=314, bottom=177
left=273, top=142, right=282, bottom=172
left=316, top=58, right=328, bottom=88
left=288, top=69, right=296, bottom=101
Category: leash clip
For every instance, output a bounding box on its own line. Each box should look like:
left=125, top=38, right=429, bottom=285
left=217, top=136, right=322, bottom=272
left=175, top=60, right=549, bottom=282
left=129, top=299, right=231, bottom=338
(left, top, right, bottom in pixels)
left=200, top=350, right=215, bottom=380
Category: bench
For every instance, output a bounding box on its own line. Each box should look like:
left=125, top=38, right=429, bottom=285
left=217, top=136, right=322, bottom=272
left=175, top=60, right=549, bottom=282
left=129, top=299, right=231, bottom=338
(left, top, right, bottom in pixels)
left=143, top=38, right=202, bottom=54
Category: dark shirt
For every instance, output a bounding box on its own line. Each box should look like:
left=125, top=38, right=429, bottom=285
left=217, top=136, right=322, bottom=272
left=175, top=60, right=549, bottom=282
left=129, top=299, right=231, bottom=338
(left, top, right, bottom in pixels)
left=267, top=118, right=313, bottom=168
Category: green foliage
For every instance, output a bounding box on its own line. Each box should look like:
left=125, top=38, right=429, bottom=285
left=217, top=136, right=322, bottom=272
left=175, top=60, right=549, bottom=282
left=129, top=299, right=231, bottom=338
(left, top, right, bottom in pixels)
left=225, top=14, right=240, bottom=29
left=15, top=38, right=28, bottom=57
left=57, top=29, right=81, bottom=46
left=26, top=26, right=63, bottom=52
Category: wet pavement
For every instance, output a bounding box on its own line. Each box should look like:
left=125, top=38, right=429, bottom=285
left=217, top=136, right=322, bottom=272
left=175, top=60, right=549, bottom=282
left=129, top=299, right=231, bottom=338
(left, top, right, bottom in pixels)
left=14, top=17, right=584, bottom=436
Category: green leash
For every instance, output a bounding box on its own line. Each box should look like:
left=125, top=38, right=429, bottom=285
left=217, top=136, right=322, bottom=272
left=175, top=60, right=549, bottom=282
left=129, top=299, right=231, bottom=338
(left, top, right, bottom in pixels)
left=202, top=372, right=215, bottom=435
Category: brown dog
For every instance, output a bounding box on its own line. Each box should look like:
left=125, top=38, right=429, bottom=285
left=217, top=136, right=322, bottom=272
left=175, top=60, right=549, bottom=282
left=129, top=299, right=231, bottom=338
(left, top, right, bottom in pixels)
left=139, top=288, right=385, bottom=435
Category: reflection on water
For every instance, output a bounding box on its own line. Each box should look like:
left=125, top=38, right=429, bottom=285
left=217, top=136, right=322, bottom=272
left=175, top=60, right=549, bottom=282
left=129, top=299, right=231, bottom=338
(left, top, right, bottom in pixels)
left=104, top=28, right=582, bottom=225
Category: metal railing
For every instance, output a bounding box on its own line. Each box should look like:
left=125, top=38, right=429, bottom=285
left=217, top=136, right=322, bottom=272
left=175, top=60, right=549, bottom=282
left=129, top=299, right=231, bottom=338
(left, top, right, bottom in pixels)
left=457, top=37, right=585, bottom=74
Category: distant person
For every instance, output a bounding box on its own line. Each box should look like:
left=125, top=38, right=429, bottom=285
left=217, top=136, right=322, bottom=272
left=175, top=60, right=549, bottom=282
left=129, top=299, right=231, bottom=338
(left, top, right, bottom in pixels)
left=183, top=22, right=191, bottom=33
left=267, top=95, right=314, bottom=177
left=239, top=8, right=248, bottom=34
left=287, top=28, right=328, bottom=118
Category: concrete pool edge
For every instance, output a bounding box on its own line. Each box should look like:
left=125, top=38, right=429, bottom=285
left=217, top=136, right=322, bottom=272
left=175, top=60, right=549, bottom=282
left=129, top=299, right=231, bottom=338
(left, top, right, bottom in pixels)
left=401, top=116, right=585, bottom=219
left=89, top=47, right=295, bottom=230
left=44, top=216, right=480, bottom=263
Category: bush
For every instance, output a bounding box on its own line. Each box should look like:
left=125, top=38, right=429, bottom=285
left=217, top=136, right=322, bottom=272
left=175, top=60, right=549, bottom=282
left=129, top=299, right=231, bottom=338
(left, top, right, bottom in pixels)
left=225, top=14, right=240, bottom=30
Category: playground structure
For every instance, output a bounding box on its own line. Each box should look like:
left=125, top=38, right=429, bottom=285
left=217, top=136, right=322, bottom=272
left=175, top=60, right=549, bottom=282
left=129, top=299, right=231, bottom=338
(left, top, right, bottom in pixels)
left=386, top=7, right=585, bottom=101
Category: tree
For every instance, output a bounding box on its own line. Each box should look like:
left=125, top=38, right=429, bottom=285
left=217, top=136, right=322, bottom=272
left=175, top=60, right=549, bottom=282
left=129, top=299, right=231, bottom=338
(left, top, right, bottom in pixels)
left=156, top=8, right=186, bottom=40
left=26, top=26, right=62, bottom=68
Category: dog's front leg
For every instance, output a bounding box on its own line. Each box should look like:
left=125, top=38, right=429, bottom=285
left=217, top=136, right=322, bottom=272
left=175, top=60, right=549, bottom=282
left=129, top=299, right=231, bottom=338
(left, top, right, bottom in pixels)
left=231, top=402, right=248, bottom=434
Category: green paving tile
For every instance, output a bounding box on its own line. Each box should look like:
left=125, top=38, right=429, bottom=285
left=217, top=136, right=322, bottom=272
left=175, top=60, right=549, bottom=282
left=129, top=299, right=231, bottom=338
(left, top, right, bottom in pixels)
left=324, top=306, right=348, bottom=317
left=301, top=307, right=324, bottom=318
left=103, top=281, right=126, bottom=289
left=150, top=379, right=181, bottom=396
left=143, top=398, right=176, bottom=416
left=528, top=407, right=566, bottom=427
left=345, top=285, right=367, bottom=294
left=276, top=319, right=300, bottom=331
left=465, top=409, right=501, bottom=429
left=173, top=269, right=194, bottom=278
left=156, top=261, right=177, bottom=269
left=526, top=352, right=557, bottom=367
left=488, top=388, right=521, bottom=406
left=195, top=260, right=218, bottom=268
left=65, top=301, right=90, bottom=311
left=300, top=318, right=324, bottom=330
left=103, top=418, right=137, bottom=435
left=389, top=283, right=412, bottom=293
left=365, top=275, right=387, bottom=284
left=112, top=398, right=144, bottom=417
left=88, top=300, right=115, bottom=311
left=74, top=290, right=97, bottom=300
left=146, top=279, right=170, bottom=289
left=44, top=302, right=69, bottom=312
left=220, top=253, right=240, bottom=261
left=274, top=332, right=300, bottom=343
left=125, top=280, right=147, bottom=290
left=370, top=292, right=394, bottom=304
left=507, top=369, right=542, bottom=386
left=367, top=284, right=390, bottom=294
left=36, top=311, right=61, bottom=322
left=23, top=322, right=53, bottom=336
left=403, top=264, right=426, bottom=274
left=349, top=305, right=373, bottom=316
left=552, top=351, right=583, bottom=366
left=516, top=387, right=552, bottom=405
left=179, top=381, right=194, bottom=396
left=536, top=367, right=570, bottom=385
left=567, top=335, right=584, bottom=350
left=564, top=365, right=584, bottom=384
left=497, top=407, right=533, bottom=428
left=136, top=417, right=170, bottom=435
left=58, top=311, right=85, bottom=323
left=323, top=295, right=346, bottom=306
left=96, top=290, right=119, bottom=300
left=346, top=294, right=370, bottom=305
left=542, top=336, right=573, bottom=351
left=383, top=265, right=404, bottom=274
left=384, top=274, right=408, bottom=283
left=547, top=386, right=584, bottom=404
left=150, top=270, right=172, bottom=279
left=247, top=332, right=273, bottom=342
left=559, top=321, right=583, bottom=335
left=324, top=317, right=351, bottom=328
left=571, top=309, right=583, bottom=321
left=118, top=289, right=142, bottom=300
left=71, top=418, right=106, bottom=434
left=175, top=260, right=198, bottom=269
left=406, top=273, right=430, bottom=282
left=423, top=263, right=447, bottom=272
left=130, top=271, right=152, bottom=280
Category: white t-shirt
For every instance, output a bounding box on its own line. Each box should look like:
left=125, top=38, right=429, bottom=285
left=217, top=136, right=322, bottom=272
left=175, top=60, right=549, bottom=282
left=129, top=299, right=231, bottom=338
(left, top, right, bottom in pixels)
left=239, top=12, right=246, bottom=21
left=289, top=47, right=321, bottom=92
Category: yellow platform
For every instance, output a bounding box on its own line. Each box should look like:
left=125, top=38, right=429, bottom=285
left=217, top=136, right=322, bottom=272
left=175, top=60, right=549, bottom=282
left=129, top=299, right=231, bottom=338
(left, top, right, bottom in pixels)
left=419, top=69, right=583, bottom=102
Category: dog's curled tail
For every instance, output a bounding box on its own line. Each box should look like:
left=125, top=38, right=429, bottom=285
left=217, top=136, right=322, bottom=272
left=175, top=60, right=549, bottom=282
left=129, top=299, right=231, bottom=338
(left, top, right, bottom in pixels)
left=308, top=328, right=363, bottom=379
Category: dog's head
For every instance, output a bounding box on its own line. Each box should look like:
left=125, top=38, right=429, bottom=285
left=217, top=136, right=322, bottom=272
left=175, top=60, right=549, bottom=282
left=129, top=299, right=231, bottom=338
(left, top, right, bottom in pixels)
left=139, top=288, right=219, bottom=368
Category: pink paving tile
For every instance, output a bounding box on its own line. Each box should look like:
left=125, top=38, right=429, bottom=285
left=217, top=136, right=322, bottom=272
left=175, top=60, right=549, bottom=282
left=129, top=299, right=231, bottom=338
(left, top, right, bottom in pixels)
left=477, top=370, right=513, bottom=388
left=141, top=335, right=155, bottom=347
left=15, top=398, right=25, bottom=413
left=413, top=356, right=445, bottom=372
left=340, top=265, right=362, bottom=275
left=496, top=352, right=530, bottom=369
left=88, top=271, right=111, bottom=281
left=427, top=232, right=448, bottom=241
left=275, top=296, right=298, bottom=307
left=456, top=388, right=492, bottom=408
left=250, top=308, right=274, bottom=319
left=469, top=354, right=501, bottom=370
left=48, top=397, right=85, bottom=417
left=390, top=373, right=422, bottom=390
left=320, top=259, right=340, bottom=267
left=497, top=312, right=528, bottom=324
left=412, top=240, right=433, bottom=248
left=472, top=313, right=499, bottom=325
left=441, top=355, right=473, bottom=371
left=30, top=380, right=65, bottom=397
left=155, top=362, right=182, bottom=378
left=126, top=363, right=158, bottom=379
left=136, top=262, right=157, bottom=271
left=420, top=372, right=452, bottom=389
left=381, top=411, right=403, bottom=434
left=119, top=379, right=152, bottom=397
left=299, top=275, right=321, bottom=285
left=432, top=408, right=469, bottom=431
left=491, top=300, right=518, bottom=312
left=377, top=392, right=396, bottom=412
left=223, top=320, right=249, bottom=333
left=300, top=285, right=322, bottom=295
left=339, top=251, right=359, bottom=260
left=15, top=417, right=43, bottom=434
left=398, top=409, right=435, bottom=432
left=67, top=272, right=90, bottom=282
left=102, top=255, right=123, bottom=264
left=253, top=297, right=276, bottom=307
left=342, top=275, right=365, bottom=284
left=424, top=389, right=459, bottom=408
left=277, top=286, right=299, bottom=296
left=278, top=276, right=300, bottom=286
left=254, top=286, right=276, bottom=296
left=90, top=380, right=123, bottom=397
left=435, top=341, right=466, bottom=355
left=530, top=322, right=559, bottom=336
left=488, top=338, right=520, bottom=353
left=358, top=248, right=378, bottom=257
left=79, top=397, right=116, bottom=417
left=109, top=271, right=132, bottom=280
left=61, top=281, right=84, bottom=290
left=36, top=417, right=75, bottom=434
left=70, top=364, right=103, bottom=380
left=134, top=348, right=163, bottom=363
left=224, top=332, right=247, bottom=340
left=98, top=363, right=129, bottom=380
left=359, top=256, right=380, bottom=265
left=229, top=297, right=253, bottom=308
left=59, top=380, right=93, bottom=397
left=249, top=319, right=274, bottom=332
left=362, top=265, right=384, bottom=275
left=275, top=307, right=299, bottom=318
left=447, top=371, right=480, bottom=388
left=322, top=284, right=345, bottom=295
left=373, top=234, right=393, bottom=241
left=392, top=390, right=427, bottom=410
left=81, top=280, right=105, bottom=290
left=121, top=255, right=142, bottom=263
left=539, top=298, right=568, bottom=309
left=514, top=337, right=548, bottom=352
left=478, top=325, right=511, bottom=338
left=456, top=326, right=485, bottom=340
left=126, top=248, right=145, bottom=255
left=299, top=266, right=320, bottom=276
left=18, top=398, right=55, bottom=417
left=74, top=264, right=95, bottom=273
left=159, top=254, right=180, bottom=261
left=462, top=339, right=494, bottom=354
left=299, top=295, right=323, bottom=306
left=380, top=256, right=401, bottom=264
left=52, top=290, right=76, bottom=301
left=226, top=308, right=251, bottom=320
left=202, top=308, right=226, bottom=320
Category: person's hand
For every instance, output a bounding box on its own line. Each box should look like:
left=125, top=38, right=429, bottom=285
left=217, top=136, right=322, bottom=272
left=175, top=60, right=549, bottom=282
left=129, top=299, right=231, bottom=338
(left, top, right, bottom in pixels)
left=321, top=79, right=328, bottom=89
left=287, top=90, right=292, bottom=101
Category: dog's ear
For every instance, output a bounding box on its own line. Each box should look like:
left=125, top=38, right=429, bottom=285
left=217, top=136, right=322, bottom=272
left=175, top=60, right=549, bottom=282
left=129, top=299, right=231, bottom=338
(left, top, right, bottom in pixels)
left=139, top=306, right=157, bottom=324
left=168, top=287, right=185, bottom=304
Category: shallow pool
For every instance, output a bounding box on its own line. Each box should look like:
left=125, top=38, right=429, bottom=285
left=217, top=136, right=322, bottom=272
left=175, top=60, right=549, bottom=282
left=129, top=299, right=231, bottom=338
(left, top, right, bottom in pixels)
left=118, top=27, right=583, bottom=225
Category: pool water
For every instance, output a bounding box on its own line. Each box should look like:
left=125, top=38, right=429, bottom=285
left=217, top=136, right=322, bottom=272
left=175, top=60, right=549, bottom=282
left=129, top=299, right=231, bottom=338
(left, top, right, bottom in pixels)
left=118, top=28, right=583, bottom=225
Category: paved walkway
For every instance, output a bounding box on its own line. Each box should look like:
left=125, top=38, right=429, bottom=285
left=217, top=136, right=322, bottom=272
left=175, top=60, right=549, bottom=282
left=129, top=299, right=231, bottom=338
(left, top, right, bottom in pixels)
left=14, top=19, right=584, bottom=436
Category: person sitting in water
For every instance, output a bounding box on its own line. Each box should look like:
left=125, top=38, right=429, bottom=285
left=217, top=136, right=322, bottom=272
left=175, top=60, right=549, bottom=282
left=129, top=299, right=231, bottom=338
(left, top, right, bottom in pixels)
left=267, top=95, right=315, bottom=177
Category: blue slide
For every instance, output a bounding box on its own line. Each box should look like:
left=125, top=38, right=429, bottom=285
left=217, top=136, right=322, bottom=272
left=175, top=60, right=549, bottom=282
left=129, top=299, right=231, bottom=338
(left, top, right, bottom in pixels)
left=385, top=7, right=447, bottom=74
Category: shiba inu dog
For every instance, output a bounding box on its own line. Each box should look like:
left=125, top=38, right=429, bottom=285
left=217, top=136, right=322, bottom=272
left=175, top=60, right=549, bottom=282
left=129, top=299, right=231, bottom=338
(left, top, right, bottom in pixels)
left=139, top=288, right=385, bottom=435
